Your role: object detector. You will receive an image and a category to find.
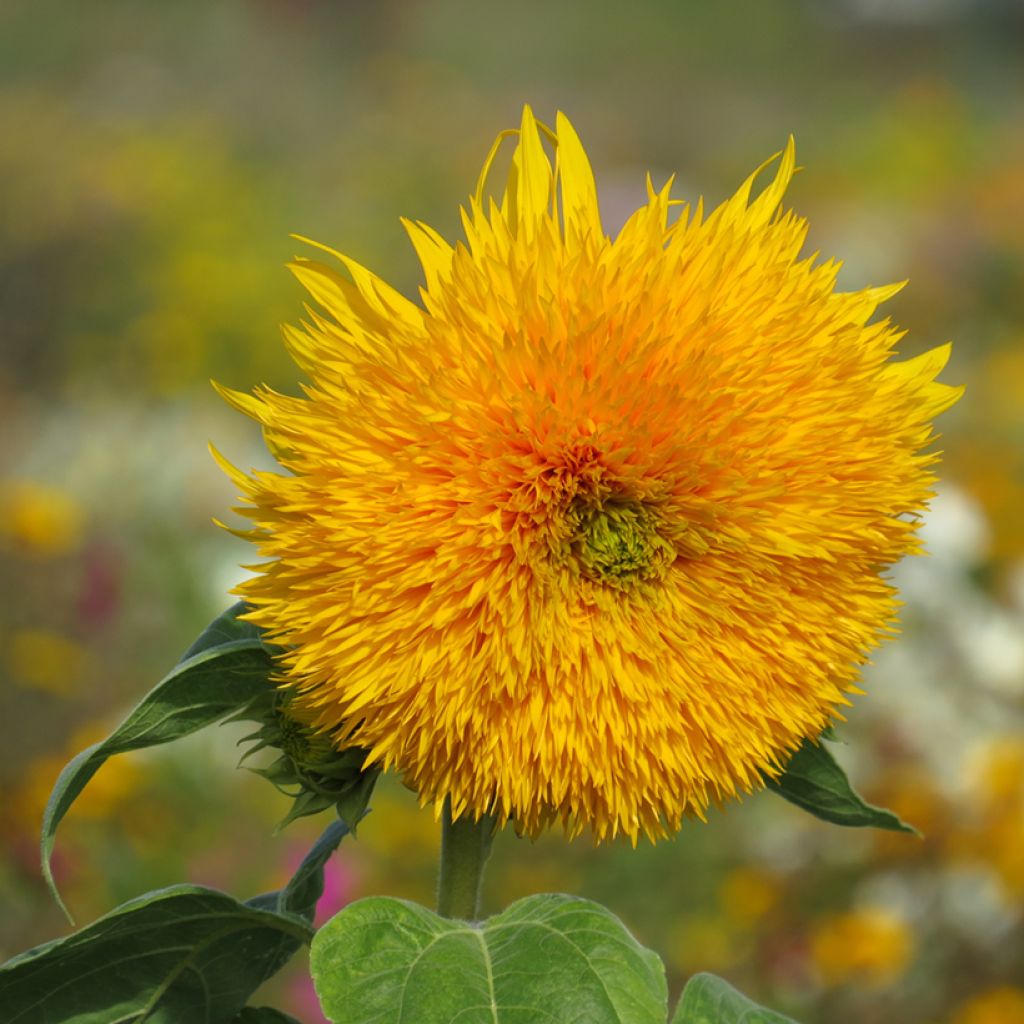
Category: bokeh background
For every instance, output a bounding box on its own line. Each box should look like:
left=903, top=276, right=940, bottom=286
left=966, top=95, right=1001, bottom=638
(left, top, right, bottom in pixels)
left=2, top=1, right=1023, bottom=1021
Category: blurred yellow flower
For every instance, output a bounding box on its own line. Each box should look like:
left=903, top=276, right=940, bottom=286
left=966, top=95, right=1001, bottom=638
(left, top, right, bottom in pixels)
left=950, top=737, right=1024, bottom=899
left=0, top=480, right=83, bottom=556
left=810, top=907, right=914, bottom=987
left=6, top=628, right=90, bottom=696
left=218, top=107, right=960, bottom=842
left=950, top=986, right=1024, bottom=1024
left=973, top=736, right=1024, bottom=807
left=718, top=866, right=782, bottom=927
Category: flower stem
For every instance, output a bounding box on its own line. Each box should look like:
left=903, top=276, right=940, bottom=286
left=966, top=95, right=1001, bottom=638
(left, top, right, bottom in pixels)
left=437, top=799, right=496, bottom=921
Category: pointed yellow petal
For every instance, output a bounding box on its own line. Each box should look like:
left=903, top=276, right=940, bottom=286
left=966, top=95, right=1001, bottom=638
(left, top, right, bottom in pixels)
left=840, top=280, right=908, bottom=325
left=287, top=259, right=365, bottom=324
left=401, top=217, right=454, bottom=292
left=510, top=105, right=553, bottom=230
left=747, top=135, right=796, bottom=226
left=279, top=323, right=320, bottom=375
left=211, top=381, right=270, bottom=423
left=292, top=235, right=423, bottom=328
left=555, top=111, right=602, bottom=241
left=885, top=341, right=953, bottom=386
left=474, top=128, right=518, bottom=206
left=921, top=381, right=966, bottom=417
left=714, top=137, right=795, bottom=229
left=208, top=442, right=251, bottom=489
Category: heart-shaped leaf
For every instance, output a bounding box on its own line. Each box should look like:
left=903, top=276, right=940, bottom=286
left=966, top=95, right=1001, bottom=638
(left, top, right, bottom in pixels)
left=2, top=820, right=348, bottom=1024
left=41, top=603, right=278, bottom=918
left=767, top=737, right=915, bottom=834
left=311, top=893, right=667, bottom=1024
left=671, top=972, right=798, bottom=1022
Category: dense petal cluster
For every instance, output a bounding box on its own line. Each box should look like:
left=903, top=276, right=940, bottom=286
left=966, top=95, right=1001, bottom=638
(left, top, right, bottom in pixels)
left=216, top=108, right=961, bottom=841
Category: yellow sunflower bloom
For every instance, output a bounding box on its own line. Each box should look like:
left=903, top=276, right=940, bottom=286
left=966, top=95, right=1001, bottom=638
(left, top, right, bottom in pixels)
left=215, top=107, right=961, bottom=842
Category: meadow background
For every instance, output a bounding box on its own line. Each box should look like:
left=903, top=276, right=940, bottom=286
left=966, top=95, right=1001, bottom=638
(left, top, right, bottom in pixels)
left=2, top=2, right=1023, bottom=1022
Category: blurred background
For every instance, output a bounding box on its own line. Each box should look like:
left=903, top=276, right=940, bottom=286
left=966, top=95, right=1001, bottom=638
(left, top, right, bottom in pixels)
left=2, top=1, right=1023, bottom=1021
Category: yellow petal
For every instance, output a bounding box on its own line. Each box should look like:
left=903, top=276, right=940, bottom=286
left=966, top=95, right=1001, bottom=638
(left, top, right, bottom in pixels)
left=555, top=111, right=602, bottom=242
left=885, top=341, right=953, bottom=386
left=401, top=217, right=454, bottom=292
left=507, top=105, right=553, bottom=230
left=211, top=381, right=270, bottom=423
left=292, top=235, right=424, bottom=329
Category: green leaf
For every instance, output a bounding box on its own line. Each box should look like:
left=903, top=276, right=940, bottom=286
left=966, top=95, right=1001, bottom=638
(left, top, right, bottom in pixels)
left=2, top=820, right=347, bottom=1024
left=671, top=972, right=798, bottom=1022
left=41, top=602, right=278, bottom=919
left=766, top=738, right=916, bottom=833
left=311, top=893, right=667, bottom=1024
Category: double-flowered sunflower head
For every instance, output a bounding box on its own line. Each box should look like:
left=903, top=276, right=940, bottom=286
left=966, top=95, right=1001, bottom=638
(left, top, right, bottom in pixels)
left=216, top=107, right=960, bottom=842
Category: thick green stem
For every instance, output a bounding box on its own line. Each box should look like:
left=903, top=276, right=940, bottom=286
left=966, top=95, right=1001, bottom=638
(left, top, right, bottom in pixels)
left=437, top=799, right=496, bottom=921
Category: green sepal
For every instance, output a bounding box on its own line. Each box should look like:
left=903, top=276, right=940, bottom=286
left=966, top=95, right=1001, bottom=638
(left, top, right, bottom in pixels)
left=671, top=972, right=799, bottom=1022
left=311, top=893, right=667, bottom=1024
left=767, top=736, right=916, bottom=834
left=2, top=820, right=348, bottom=1024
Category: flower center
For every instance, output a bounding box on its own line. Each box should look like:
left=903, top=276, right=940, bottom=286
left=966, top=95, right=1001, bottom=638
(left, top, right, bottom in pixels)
left=568, top=498, right=673, bottom=587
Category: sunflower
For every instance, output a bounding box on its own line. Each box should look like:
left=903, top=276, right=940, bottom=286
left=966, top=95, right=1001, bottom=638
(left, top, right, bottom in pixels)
left=215, top=107, right=960, bottom=842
